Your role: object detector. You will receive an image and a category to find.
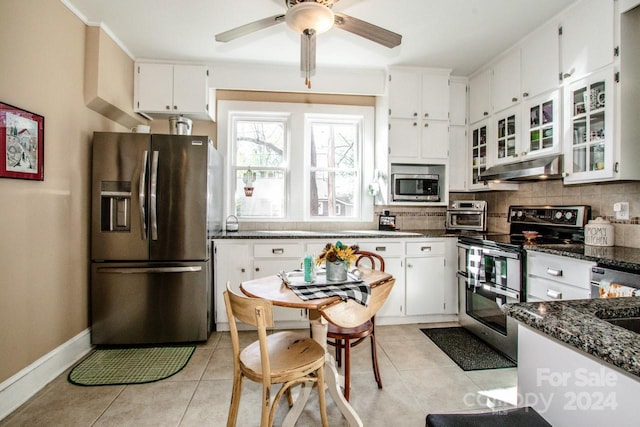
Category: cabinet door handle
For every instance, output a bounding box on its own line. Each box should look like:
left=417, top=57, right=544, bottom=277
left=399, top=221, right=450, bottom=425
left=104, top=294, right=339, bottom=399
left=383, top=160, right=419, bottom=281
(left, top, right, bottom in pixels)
left=241, top=268, right=246, bottom=273
left=420, top=246, right=432, bottom=252
left=547, top=289, right=562, bottom=299
left=523, top=92, right=529, bottom=97
left=413, top=112, right=418, bottom=117
left=255, top=267, right=260, bottom=272
left=165, top=105, right=170, bottom=110
left=375, top=246, right=387, bottom=251
left=173, top=105, right=178, bottom=110
left=424, top=123, right=429, bottom=127
left=407, top=263, right=413, bottom=268
left=272, top=248, right=284, bottom=254
left=413, top=122, right=417, bottom=126
left=483, top=111, right=489, bottom=116
left=546, top=267, right=563, bottom=277
left=511, top=97, right=518, bottom=102
left=424, top=112, right=429, bottom=118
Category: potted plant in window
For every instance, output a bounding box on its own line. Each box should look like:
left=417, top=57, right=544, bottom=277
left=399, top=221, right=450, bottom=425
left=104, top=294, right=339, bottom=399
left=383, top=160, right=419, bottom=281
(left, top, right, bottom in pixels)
left=316, top=241, right=359, bottom=281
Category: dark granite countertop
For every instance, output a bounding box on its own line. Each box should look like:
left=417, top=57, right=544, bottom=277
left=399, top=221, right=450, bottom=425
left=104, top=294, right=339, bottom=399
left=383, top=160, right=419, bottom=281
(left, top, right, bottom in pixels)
left=210, top=229, right=459, bottom=239
left=525, top=244, right=640, bottom=273
left=504, top=297, right=640, bottom=378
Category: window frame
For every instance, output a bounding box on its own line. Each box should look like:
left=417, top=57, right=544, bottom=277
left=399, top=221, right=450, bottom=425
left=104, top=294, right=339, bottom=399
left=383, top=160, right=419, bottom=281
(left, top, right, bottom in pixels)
left=218, top=100, right=375, bottom=223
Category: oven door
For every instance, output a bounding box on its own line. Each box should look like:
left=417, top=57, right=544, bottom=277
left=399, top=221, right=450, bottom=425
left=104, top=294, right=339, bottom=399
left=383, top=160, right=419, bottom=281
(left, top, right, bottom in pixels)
left=464, top=279, right=519, bottom=336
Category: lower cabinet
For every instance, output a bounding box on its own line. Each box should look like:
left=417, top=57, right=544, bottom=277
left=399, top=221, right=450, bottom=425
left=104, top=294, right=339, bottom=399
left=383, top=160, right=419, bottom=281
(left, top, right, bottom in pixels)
left=526, top=250, right=595, bottom=301
left=213, top=236, right=458, bottom=330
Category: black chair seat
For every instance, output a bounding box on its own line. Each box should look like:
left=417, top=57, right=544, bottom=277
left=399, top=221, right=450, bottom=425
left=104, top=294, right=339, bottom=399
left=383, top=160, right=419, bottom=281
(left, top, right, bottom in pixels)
left=426, top=407, right=550, bottom=427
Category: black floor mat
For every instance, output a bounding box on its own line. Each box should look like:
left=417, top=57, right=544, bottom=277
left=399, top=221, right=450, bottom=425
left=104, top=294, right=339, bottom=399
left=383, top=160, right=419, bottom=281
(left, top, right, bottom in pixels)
left=420, top=327, right=516, bottom=371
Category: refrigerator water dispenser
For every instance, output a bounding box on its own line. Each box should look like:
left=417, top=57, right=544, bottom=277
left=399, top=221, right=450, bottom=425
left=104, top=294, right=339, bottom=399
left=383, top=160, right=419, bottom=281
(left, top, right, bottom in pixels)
left=100, top=181, right=131, bottom=232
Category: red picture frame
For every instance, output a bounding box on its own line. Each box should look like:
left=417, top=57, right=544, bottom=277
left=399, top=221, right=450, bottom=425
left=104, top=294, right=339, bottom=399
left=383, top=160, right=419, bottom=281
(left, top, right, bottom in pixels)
left=0, top=101, right=45, bottom=181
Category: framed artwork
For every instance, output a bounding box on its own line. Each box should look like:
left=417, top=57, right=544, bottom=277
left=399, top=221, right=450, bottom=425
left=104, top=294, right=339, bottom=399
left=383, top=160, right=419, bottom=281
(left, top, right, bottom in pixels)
left=0, top=101, right=44, bottom=180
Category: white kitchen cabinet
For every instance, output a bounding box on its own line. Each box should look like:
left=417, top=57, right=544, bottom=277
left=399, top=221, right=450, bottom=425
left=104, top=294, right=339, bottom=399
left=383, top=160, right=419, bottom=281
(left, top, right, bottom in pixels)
left=253, top=242, right=306, bottom=322
left=469, top=68, right=492, bottom=124
left=492, top=106, right=520, bottom=165
left=448, top=126, right=467, bottom=191
left=520, top=90, right=561, bottom=159
left=492, top=49, right=521, bottom=114
left=388, top=67, right=451, bottom=163
left=388, top=68, right=450, bottom=121
left=135, top=62, right=212, bottom=120
left=213, top=241, right=251, bottom=326
left=559, top=0, right=614, bottom=83
left=526, top=251, right=595, bottom=301
left=449, top=78, right=467, bottom=126
left=521, top=21, right=560, bottom=100
left=357, top=240, right=404, bottom=318
left=388, top=118, right=449, bottom=161
left=563, top=68, right=615, bottom=183
left=468, top=119, right=490, bottom=190
left=405, top=240, right=447, bottom=316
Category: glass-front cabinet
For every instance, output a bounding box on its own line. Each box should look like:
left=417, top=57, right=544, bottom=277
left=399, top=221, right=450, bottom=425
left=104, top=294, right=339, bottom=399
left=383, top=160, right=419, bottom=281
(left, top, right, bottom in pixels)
left=521, top=90, right=561, bottom=158
left=493, top=106, right=519, bottom=165
left=469, top=119, right=489, bottom=190
left=563, top=69, right=614, bottom=183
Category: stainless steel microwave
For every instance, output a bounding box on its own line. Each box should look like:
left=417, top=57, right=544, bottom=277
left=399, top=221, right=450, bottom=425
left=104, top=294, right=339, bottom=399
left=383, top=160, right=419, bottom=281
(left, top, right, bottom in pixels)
left=391, top=173, right=440, bottom=201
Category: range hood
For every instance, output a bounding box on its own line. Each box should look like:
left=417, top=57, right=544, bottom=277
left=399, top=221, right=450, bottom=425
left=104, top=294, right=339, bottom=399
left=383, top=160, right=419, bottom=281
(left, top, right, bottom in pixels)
left=480, top=155, right=564, bottom=181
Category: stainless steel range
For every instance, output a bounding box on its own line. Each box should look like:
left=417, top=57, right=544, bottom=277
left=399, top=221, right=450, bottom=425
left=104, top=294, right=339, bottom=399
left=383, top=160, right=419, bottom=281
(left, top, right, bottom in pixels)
left=456, top=205, right=591, bottom=362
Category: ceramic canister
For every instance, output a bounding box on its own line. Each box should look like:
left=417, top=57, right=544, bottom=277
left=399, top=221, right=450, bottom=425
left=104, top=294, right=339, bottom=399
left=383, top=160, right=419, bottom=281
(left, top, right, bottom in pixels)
left=584, top=217, right=614, bottom=247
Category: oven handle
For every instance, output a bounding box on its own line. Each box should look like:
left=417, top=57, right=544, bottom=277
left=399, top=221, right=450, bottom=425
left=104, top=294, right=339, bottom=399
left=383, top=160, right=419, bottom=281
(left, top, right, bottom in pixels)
left=456, top=243, right=520, bottom=260
left=458, top=273, right=520, bottom=300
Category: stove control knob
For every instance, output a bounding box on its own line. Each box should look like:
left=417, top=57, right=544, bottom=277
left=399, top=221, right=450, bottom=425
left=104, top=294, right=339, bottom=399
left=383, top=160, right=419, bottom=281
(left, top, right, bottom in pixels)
left=565, top=211, right=574, bottom=221
left=554, top=211, right=563, bottom=220
left=516, top=210, right=523, bottom=219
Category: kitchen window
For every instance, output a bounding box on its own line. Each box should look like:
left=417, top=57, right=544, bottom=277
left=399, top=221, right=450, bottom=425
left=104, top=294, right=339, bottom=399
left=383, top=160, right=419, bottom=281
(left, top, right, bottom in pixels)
left=218, top=101, right=375, bottom=222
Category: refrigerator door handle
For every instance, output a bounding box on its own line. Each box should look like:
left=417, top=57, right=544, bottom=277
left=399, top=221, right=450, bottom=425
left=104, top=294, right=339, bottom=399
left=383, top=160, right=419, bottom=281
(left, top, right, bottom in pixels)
left=96, top=266, right=202, bottom=274
left=139, top=150, right=149, bottom=240
left=150, top=150, right=159, bottom=241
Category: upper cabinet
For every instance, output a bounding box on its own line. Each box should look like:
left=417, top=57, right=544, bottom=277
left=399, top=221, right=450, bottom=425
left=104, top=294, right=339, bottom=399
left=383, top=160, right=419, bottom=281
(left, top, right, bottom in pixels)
left=522, top=90, right=562, bottom=159
left=492, top=49, right=521, bottom=113
left=449, top=78, right=467, bottom=126
left=563, top=68, right=615, bottom=183
left=134, top=62, right=213, bottom=121
left=469, top=68, right=492, bottom=124
left=521, top=21, right=560, bottom=99
left=388, top=67, right=451, bottom=162
left=559, top=0, right=615, bottom=83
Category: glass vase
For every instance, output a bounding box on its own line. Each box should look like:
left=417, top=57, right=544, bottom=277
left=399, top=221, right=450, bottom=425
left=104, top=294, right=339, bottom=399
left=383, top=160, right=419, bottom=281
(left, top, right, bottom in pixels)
left=326, top=260, right=348, bottom=282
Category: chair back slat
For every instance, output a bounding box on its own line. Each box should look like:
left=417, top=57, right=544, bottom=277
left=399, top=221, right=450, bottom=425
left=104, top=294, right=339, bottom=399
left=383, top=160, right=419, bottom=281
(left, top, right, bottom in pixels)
left=225, top=284, right=274, bottom=328
left=319, top=278, right=395, bottom=328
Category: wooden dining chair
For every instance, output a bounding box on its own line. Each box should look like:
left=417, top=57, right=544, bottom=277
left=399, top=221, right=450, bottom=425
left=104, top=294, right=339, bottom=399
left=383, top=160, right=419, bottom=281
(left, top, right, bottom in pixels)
left=224, top=283, right=328, bottom=427
left=325, top=251, right=388, bottom=401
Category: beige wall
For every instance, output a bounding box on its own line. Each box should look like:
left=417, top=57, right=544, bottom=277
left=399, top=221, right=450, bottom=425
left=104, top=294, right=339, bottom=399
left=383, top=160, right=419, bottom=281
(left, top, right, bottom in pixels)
left=0, top=0, right=127, bottom=382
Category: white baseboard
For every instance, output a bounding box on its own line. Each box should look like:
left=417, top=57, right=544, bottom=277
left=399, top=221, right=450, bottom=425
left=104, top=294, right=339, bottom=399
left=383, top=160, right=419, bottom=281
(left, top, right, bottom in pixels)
left=0, top=329, right=93, bottom=421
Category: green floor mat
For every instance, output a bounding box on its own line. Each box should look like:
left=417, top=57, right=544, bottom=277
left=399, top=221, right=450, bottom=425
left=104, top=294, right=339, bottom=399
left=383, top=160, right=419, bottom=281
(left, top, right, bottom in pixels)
left=68, top=346, right=195, bottom=386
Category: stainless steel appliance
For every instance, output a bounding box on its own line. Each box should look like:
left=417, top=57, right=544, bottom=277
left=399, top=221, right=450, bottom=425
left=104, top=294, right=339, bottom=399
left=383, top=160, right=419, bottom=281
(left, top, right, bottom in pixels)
left=590, top=266, right=640, bottom=298
left=457, top=205, right=591, bottom=361
left=391, top=173, right=439, bottom=201
left=90, top=132, right=222, bottom=345
left=446, top=200, right=487, bottom=232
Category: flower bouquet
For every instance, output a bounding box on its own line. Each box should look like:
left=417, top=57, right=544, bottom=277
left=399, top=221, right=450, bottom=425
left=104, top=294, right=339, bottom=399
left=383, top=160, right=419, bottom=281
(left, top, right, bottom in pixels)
left=316, top=241, right=359, bottom=281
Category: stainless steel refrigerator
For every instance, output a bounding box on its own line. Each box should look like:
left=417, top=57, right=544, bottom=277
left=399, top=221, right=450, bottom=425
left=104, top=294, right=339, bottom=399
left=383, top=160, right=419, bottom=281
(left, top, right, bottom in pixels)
left=90, top=132, right=222, bottom=345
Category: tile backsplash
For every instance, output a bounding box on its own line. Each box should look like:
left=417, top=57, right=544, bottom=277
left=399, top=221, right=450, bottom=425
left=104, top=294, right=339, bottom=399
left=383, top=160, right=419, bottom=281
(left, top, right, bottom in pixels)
left=236, top=180, right=640, bottom=248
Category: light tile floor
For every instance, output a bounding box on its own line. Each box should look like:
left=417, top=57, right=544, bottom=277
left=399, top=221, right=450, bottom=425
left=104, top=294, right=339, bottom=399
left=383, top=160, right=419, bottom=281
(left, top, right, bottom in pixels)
left=1, top=323, right=517, bottom=426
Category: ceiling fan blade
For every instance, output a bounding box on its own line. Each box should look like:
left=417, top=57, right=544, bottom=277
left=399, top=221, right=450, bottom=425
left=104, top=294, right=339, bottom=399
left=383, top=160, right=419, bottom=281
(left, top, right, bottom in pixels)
left=333, top=12, right=402, bottom=48
left=300, top=30, right=316, bottom=88
left=215, top=14, right=286, bottom=42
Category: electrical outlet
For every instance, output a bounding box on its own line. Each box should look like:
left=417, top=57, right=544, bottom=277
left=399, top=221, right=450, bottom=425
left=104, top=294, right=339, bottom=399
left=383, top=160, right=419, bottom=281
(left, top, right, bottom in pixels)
left=614, top=202, right=630, bottom=220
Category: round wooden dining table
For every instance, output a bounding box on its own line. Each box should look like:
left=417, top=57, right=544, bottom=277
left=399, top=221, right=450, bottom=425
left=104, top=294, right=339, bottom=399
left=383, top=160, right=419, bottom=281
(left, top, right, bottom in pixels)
left=240, top=267, right=393, bottom=427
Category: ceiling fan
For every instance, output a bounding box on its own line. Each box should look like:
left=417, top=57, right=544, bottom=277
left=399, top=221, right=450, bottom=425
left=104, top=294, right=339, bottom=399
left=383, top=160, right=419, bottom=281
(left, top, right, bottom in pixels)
left=215, top=0, right=402, bottom=88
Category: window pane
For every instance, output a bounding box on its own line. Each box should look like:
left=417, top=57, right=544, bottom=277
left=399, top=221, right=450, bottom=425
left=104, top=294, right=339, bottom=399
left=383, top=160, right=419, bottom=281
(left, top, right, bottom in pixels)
left=235, top=121, right=285, bottom=167
left=234, top=169, right=285, bottom=218
left=310, top=122, right=356, bottom=169
left=309, top=170, right=357, bottom=217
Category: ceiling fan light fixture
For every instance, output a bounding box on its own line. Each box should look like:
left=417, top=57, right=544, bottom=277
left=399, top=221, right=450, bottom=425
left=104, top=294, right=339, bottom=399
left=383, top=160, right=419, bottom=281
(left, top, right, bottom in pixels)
left=285, top=2, right=335, bottom=34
